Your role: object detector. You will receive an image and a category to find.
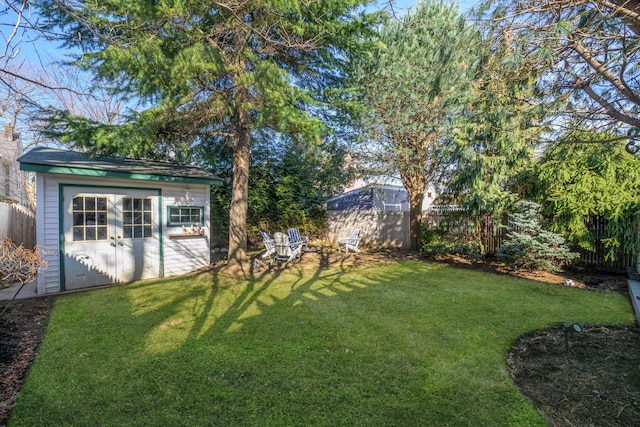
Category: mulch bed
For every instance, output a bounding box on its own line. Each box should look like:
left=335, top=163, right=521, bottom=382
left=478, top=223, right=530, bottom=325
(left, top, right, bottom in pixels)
left=509, top=324, right=640, bottom=426
left=0, top=297, right=52, bottom=426
left=1, top=253, right=640, bottom=426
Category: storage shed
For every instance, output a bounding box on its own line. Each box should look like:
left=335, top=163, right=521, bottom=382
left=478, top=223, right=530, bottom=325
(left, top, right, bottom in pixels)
left=325, top=180, right=437, bottom=249
left=18, top=147, right=223, bottom=295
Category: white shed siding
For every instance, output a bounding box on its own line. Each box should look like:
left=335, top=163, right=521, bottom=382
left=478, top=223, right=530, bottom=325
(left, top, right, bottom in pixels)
left=162, top=185, right=211, bottom=276
left=38, top=174, right=63, bottom=294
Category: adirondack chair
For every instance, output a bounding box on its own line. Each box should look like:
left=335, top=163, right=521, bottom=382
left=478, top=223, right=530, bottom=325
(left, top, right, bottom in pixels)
left=260, top=231, right=276, bottom=266
left=337, top=229, right=361, bottom=254
left=287, top=228, right=308, bottom=249
left=273, top=232, right=302, bottom=266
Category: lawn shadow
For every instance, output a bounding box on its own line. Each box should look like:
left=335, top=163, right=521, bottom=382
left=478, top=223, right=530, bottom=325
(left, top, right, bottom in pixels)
left=123, top=249, right=409, bottom=355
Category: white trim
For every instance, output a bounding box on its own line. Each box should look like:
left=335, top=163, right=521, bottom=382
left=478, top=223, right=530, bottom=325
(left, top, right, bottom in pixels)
left=36, top=174, right=47, bottom=295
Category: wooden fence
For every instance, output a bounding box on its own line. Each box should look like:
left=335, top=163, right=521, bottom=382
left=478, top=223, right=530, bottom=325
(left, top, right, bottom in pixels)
left=424, top=209, right=638, bottom=272
left=576, top=216, right=637, bottom=272
left=0, top=202, right=36, bottom=248
left=327, top=210, right=410, bottom=248
left=329, top=208, right=638, bottom=272
left=423, top=209, right=507, bottom=255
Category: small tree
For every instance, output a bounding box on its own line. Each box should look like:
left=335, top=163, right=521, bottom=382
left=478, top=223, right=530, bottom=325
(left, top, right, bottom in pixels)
left=497, top=201, right=579, bottom=272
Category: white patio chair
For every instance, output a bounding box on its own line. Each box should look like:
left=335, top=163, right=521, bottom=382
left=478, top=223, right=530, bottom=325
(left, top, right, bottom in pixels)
left=337, top=229, right=361, bottom=254
left=287, top=228, right=308, bottom=249
left=260, top=231, right=276, bottom=266
left=274, top=232, right=302, bottom=266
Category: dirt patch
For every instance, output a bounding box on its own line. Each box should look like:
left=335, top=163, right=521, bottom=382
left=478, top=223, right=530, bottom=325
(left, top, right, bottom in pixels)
left=509, top=325, right=640, bottom=426
left=0, top=252, right=638, bottom=426
left=431, top=253, right=630, bottom=293
left=0, top=297, right=52, bottom=426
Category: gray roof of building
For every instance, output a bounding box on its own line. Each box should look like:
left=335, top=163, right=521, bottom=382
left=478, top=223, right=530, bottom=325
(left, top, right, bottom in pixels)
left=18, top=147, right=223, bottom=185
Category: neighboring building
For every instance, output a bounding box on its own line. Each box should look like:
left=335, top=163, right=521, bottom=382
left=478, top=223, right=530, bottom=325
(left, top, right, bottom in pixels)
left=18, top=147, right=223, bottom=295
left=327, top=176, right=437, bottom=212
left=326, top=176, right=438, bottom=249
left=0, top=124, right=29, bottom=206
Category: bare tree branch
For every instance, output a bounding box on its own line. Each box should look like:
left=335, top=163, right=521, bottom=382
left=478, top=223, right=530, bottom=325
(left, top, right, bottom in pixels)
left=486, top=0, right=640, bottom=137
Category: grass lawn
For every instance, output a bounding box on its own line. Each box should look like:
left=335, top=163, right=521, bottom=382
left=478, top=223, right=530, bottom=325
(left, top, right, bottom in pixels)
left=8, top=259, right=634, bottom=426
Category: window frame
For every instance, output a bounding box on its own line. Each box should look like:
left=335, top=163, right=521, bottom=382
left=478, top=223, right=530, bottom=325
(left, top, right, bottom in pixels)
left=71, top=195, right=109, bottom=242
left=166, top=205, right=205, bottom=228
left=122, top=197, right=154, bottom=239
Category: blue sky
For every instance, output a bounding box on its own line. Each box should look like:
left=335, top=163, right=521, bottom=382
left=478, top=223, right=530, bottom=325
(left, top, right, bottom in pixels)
left=384, top=0, right=480, bottom=14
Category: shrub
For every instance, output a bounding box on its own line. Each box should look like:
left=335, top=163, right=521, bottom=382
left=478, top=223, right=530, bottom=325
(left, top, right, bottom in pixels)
left=0, top=238, right=48, bottom=315
left=497, top=200, right=579, bottom=272
left=420, top=226, right=482, bottom=261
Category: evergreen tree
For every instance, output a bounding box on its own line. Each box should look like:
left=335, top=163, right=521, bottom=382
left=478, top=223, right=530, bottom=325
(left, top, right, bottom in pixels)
left=446, top=26, right=543, bottom=217
left=482, top=0, right=640, bottom=144
left=497, top=200, right=579, bottom=272
left=355, top=0, right=476, bottom=251
left=536, top=133, right=640, bottom=261
left=36, top=0, right=378, bottom=271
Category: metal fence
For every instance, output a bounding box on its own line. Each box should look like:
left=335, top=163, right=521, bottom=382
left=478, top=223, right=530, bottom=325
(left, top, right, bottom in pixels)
left=0, top=202, right=36, bottom=248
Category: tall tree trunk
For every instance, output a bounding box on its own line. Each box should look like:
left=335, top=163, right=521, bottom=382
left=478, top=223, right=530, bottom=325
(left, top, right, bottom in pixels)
left=407, top=187, right=425, bottom=252
left=227, top=107, right=251, bottom=269
left=401, top=172, right=427, bottom=252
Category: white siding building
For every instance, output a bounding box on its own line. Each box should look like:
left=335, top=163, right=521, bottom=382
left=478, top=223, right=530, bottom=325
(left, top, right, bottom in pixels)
left=0, top=124, right=29, bottom=206
left=18, top=147, right=223, bottom=295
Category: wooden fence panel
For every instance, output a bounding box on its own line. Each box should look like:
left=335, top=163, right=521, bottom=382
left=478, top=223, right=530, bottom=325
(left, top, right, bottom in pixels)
left=424, top=210, right=637, bottom=272
left=327, top=210, right=409, bottom=249
left=329, top=208, right=638, bottom=272
left=0, top=202, right=36, bottom=248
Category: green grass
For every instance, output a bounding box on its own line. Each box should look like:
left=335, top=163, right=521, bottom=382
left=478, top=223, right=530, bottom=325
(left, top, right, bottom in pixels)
left=9, top=260, right=634, bottom=426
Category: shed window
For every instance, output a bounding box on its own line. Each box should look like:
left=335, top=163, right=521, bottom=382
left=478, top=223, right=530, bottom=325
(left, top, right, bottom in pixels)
left=72, top=196, right=108, bottom=241
left=168, top=206, right=203, bottom=227
left=122, top=197, right=153, bottom=239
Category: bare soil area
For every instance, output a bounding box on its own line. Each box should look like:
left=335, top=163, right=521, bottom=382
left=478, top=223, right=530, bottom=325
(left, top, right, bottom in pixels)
left=1, top=252, right=639, bottom=426
left=0, top=297, right=51, bottom=426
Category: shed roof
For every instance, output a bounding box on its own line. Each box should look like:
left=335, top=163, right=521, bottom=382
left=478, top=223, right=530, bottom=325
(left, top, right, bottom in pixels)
left=18, top=147, right=223, bottom=185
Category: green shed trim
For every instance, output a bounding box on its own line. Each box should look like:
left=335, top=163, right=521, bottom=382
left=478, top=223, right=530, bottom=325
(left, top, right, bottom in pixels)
left=22, top=163, right=221, bottom=185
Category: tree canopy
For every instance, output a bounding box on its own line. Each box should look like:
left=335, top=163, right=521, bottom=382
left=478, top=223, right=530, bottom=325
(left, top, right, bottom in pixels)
left=484, top=0, right=640, bottom=146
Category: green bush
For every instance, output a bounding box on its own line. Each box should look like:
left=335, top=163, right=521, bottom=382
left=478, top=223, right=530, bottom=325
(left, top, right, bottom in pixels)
left=497, top=200, right=579, bottom=272
left=419, top=226, right=482, bottom=261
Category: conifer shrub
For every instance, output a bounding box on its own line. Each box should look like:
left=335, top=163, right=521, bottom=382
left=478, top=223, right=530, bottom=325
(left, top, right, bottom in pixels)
left=497, top=200, right=579, bottom=271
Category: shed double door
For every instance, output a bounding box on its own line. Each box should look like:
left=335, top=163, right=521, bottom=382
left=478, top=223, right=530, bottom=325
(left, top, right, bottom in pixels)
left=63, top=187, right=160, bottom=290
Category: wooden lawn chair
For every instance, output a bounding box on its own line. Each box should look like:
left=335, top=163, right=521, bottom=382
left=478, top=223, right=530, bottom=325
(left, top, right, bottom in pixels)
left=274, top=232, right=302, bottom=266
left=287, top=228, right=308, bottom=249
left=337, top=229, right=361, bottom=254
left=260, top=231, right=276, bottom=266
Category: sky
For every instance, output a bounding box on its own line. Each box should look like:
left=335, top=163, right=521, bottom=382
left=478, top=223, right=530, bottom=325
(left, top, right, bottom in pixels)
left=383, top=0, right=480, bottom=15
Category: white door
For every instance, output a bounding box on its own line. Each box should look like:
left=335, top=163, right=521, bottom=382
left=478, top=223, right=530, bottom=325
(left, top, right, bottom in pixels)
left=63, top=187, right=160, bottom=290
